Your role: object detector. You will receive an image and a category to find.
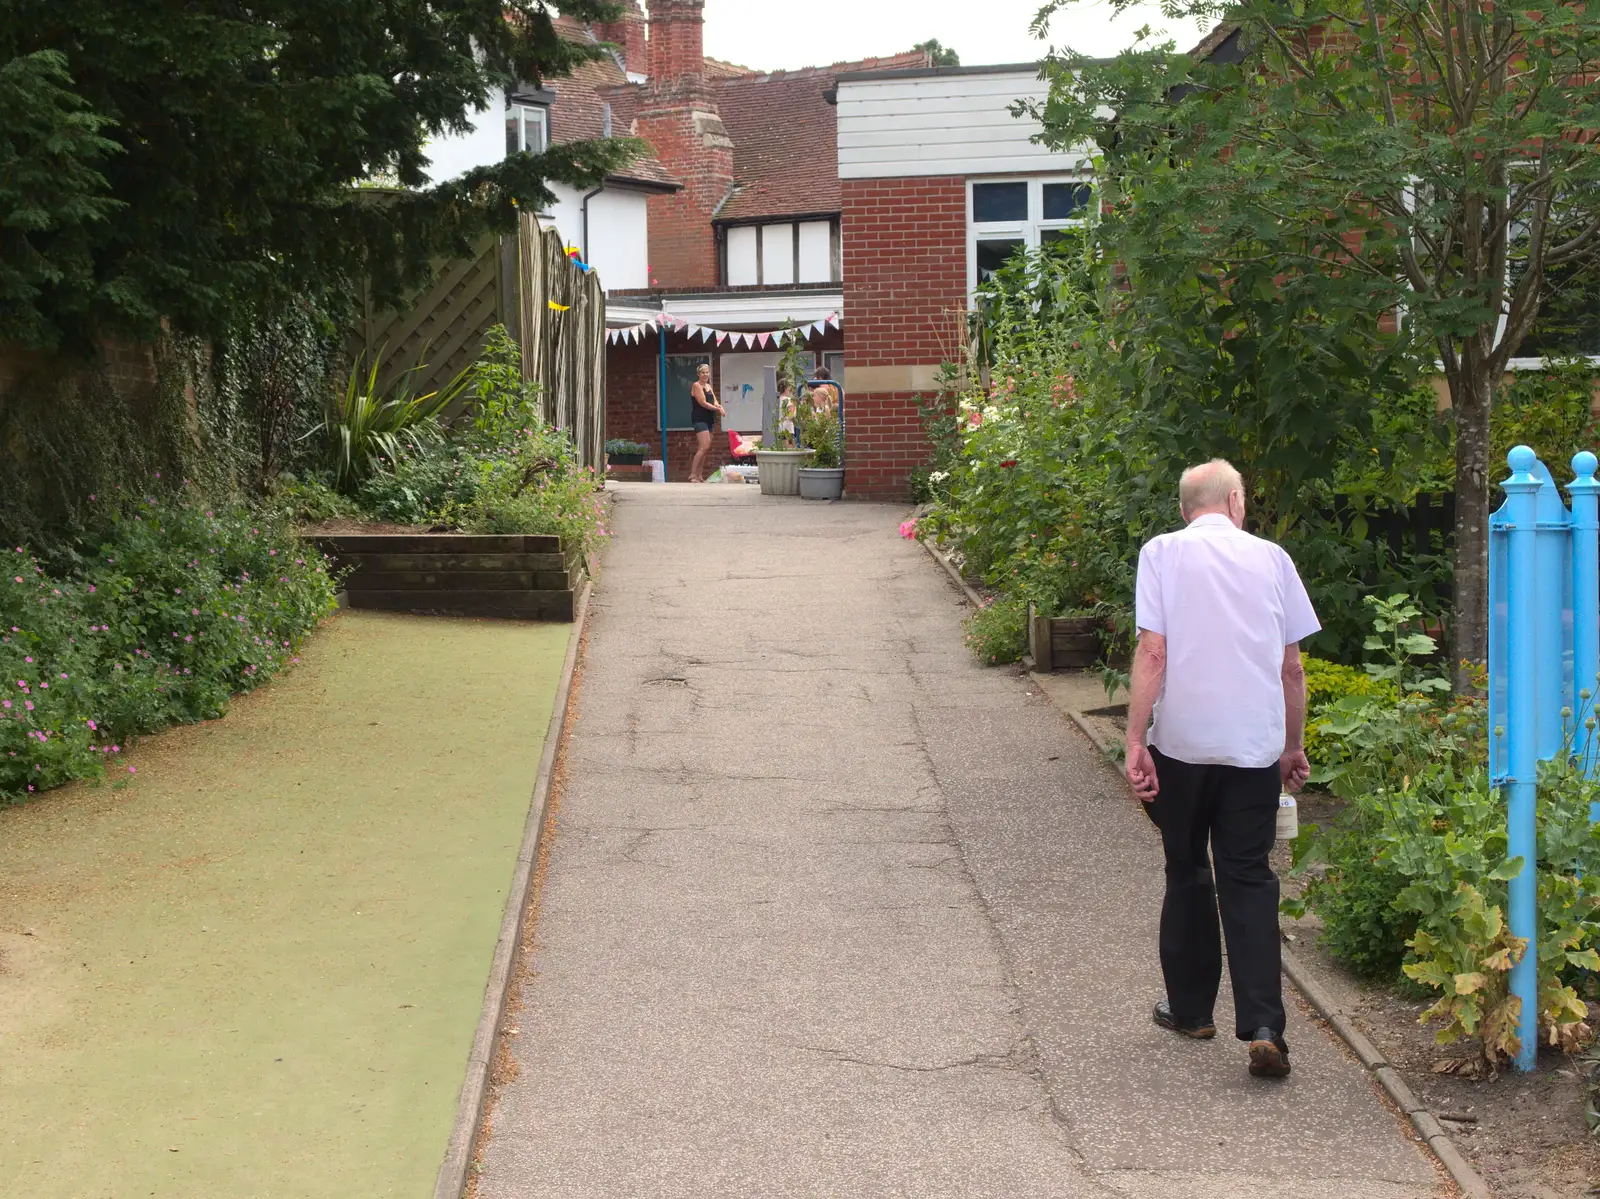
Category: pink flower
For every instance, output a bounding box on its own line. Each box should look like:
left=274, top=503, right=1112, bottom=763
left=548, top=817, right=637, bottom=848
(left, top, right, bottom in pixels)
left=13, top=577, right=21, bottom=584
left=129, top=765, right=136, bottom=774
left=899, top=519, right=918, bottom=539
left=88, top=585, right=95, bottom=593
left=24, top=701, right=33, bottom=711
left=87, top=719, right=96, bottom=730
left=23, top=657, right=31, bottom=664
left=59, top=673, right=66, bottom=679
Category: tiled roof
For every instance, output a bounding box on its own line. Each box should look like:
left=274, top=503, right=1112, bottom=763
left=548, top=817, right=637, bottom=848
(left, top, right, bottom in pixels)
left=547, top=19, right=679, bottom=190
left=712, top=49, right=932, bottom=223
left=704, top=56, right=754, bottom=79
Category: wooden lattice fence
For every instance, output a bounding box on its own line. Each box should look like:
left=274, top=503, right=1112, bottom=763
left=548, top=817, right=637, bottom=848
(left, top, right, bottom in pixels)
left=348, top=212, right=605, bottom=470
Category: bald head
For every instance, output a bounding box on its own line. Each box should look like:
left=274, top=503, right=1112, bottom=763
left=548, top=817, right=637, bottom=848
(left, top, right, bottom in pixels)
left=1179, top=459, right=1245, bottom=523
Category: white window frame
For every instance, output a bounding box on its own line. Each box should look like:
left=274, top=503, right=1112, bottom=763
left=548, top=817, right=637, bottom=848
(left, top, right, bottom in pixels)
left=967, top=175, right=1094, bottom=299
left=506, top=103, right=549, bottom=156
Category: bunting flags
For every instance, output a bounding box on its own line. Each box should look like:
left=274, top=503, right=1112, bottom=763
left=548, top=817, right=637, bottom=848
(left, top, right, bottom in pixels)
left=603, top=312, right=844, bottom=347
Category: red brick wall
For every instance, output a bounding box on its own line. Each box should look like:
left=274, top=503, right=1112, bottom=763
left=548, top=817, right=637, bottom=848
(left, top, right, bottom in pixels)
left=636, top=104, right=730, bottom=288
left=635, top=0, right=730, bottom=289
left=840, top=175, right=967, bottom=499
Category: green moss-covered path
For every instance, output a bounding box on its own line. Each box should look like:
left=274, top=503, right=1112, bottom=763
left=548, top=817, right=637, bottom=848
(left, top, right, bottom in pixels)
left=0, top=611, right=569, bottom=1198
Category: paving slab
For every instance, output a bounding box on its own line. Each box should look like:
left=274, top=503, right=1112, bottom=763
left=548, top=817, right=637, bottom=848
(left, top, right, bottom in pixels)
left=476, top=485, right=1447, bottom=1199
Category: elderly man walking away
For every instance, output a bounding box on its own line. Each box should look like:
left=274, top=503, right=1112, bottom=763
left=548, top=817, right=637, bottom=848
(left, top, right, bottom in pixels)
left=1124, top=459, right=1319, bottom=1079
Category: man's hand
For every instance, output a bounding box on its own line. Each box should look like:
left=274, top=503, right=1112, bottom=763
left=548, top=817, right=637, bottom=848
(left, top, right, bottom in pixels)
left=1279, top=748, right=1310, bottom=794
left=1126, top=743, right=1160, bottom=802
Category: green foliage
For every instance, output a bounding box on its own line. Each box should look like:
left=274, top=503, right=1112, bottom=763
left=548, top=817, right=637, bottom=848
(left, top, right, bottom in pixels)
left=605, top=438, right=650, bottom=457
left=272, top=476, right=359, bottom=526
left=800, top=406, right=841, bottom=470
left=1293, top=600, right=1598, bottom=1064
left=1029, top=0, right=1600, bottom=671
left=0, top=501, right=338, bottom=802
left=0, top=51, right=121, bottom=349
left=1303, top=656, right=1398, bottom=770
left=962, top=595, right=1028, bottom=666
left=217, top=293, right=349, bottom=492
left=913, top=38, right=960, bottom=67
left=322, top=348, right=468, bottom=494
left=1491, top=360, right=1600, bottom=477
left=3, top=1, right=639, bottom=350
left=334, top=326, right=608, bottom=558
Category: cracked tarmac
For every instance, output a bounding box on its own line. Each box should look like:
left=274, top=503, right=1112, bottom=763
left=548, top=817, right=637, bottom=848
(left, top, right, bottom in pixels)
left=475, top=484, right=1449, bottom=1199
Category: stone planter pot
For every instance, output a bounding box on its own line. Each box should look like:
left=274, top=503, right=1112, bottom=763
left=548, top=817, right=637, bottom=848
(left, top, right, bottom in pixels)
left=756, top=449, right=814, bottom=496
left=798, top=467, right=845, bottom=500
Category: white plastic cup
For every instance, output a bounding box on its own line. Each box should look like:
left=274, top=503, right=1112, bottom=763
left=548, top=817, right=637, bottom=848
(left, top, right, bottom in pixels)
left=646, top=459, right=665, bottom=483
left=1276, top=794, right=1299, bottom=841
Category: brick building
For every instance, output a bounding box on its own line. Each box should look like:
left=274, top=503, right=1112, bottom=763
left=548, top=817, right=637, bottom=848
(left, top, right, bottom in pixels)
left=594, top=1, right=930, bottom=480
left=832, top=64, right=1095, bottom=498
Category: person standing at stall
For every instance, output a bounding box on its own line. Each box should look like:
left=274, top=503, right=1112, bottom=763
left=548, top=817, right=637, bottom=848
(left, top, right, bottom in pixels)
left=689, top=363, right=725, bottom=484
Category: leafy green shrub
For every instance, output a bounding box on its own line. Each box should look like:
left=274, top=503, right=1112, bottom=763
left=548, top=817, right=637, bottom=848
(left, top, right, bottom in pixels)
left=963, top=595, right=1028, bottom=666
left=1294, top=596, right=1599, bottom=1065
left=800, top=406, right=841, bottom=469
left=1, top=502, right=338, bottom=801
left=320, top=348, right=469, bottom=493
left=605, top=438, right=650, bottom=457
left=271, top=475, right=359, bottom=525
left=1303, top=656, right=1397, bottom=769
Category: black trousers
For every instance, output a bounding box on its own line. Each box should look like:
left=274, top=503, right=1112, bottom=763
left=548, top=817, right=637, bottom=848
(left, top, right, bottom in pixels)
left=1145, top=746, right=1285, bottom=1040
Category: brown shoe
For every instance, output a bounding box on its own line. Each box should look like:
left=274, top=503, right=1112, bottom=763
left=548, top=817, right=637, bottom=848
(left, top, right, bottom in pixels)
left=1153, top=1000, right=1216, bottom=1039
left=1247, top=1029, right=1291, bottom=1078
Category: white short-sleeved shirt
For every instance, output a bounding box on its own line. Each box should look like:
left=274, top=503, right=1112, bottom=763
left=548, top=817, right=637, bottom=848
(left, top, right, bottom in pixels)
left=1135, top=513, right=1320, bottom=769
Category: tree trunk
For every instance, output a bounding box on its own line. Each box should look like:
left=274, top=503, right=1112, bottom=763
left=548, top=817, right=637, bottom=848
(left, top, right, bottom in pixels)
left=1448, top=354, right=1494, bottom=691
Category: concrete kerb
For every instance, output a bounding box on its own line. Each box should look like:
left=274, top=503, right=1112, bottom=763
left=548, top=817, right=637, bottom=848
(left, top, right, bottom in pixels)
left=432, top=580, right=594, bottom=1199
left=916, top=535, right=1494, bottom=1199
left=919, top=536, right=987, bottom=610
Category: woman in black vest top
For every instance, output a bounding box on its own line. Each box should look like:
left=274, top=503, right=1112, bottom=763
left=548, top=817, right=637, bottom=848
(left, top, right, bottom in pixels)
left=689, top=363, right=725, bottom=483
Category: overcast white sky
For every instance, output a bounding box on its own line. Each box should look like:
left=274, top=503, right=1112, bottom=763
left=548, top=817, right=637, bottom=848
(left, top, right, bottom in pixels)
left=699, top=0, right=1208, bottom=72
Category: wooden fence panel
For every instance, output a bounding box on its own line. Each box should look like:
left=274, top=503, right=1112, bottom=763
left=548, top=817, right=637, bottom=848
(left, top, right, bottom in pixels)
left=350, top=211, right=605, bottom=471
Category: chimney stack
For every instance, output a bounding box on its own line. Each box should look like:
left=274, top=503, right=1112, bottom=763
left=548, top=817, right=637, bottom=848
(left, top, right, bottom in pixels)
left=647, top=0, right=706, bottom=88
left=594, top=2, right=648, bottom=76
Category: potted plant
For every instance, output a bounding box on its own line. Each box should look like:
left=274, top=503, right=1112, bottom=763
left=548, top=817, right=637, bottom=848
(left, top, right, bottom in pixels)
left=757, top=350, right=814, bottom=495
left=605, top=437, right=649, bottom=467
left=797, top=406, right=844, bottom=500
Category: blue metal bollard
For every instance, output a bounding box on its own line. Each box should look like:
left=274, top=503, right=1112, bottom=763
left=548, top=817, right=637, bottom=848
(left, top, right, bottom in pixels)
left=1570, top=451, right=1600, bottom=802
left=1502, top=444, right=1542, bottom=1072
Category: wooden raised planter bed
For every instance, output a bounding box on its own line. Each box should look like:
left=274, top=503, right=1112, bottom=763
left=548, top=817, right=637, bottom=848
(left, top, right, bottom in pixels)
left=309, top=534, right=584, bottom=622
left=1029, top=604, right=1126, bottom=672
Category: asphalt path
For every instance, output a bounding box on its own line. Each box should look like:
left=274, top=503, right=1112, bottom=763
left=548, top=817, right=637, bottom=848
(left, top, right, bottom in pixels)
left=475, top=483, right=1446, bottom=1199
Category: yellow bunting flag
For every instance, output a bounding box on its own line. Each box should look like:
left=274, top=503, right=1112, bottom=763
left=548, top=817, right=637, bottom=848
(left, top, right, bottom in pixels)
left=548, top=300, right=571, bottom=312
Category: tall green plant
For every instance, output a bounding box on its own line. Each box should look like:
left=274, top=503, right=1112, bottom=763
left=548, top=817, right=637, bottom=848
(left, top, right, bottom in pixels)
left=1030, top=0, right=1600, bottom=683
left=322, top=348, right=469, bottom=493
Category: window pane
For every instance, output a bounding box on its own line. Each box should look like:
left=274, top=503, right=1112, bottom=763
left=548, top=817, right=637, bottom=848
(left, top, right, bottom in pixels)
left=976, top=238, right=1025, bottom=281
left=1517, top=260, right=1600, bottom=356
left=506, top=111, right=521, bottom=156
left=1043, top=183, right=1093, bottom=221
left=727, top=227, right=758, bottom=286
left=1040, top=228, right=1086, bottom=253
left=762, top=223, right=795, bottom=286
left=972, top=182, right=1028, bottom=223
left=664, top=354, right=713, bottom=430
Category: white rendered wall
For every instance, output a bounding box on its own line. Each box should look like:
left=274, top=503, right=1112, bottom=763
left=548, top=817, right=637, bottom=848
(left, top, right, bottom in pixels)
left=544, top=184, right=651, bottom=291
left=836, top=71, right=1093, bottom=179
left=421, top=87, right=507, bottom=183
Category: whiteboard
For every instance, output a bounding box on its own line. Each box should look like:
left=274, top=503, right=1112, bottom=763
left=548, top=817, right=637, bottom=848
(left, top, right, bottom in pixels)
left=718, top=351, right=814, bottom=432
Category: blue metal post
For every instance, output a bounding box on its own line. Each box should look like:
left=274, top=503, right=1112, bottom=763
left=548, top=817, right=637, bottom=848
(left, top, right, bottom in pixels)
left=1570, top=450, right=1600, bottom=807
left=1503, top=444, right=1542, bottom=1071
left=657, top=320, right=668, bottom=477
